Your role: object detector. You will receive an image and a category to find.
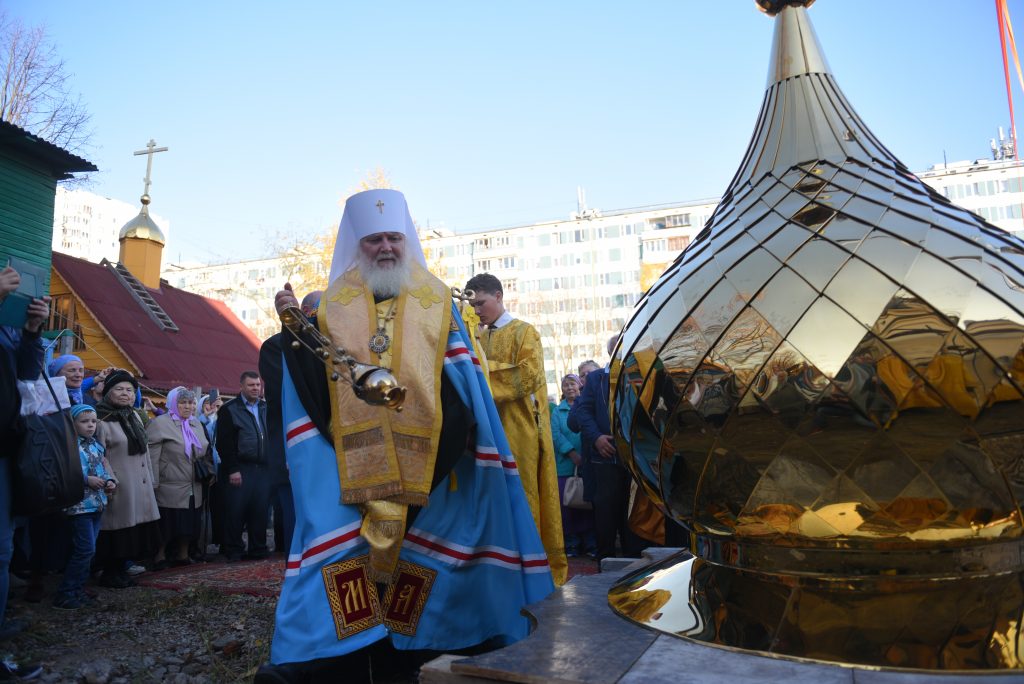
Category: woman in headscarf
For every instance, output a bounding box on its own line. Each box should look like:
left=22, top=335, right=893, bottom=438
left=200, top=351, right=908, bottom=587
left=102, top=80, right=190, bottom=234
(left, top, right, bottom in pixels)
left=94, top=370, right=161, bottom=588
left=47, top=354, right=85, bottom=404
left=146, top=387, right=213, bottom=567
left=550, top=373, right=596, bottom=557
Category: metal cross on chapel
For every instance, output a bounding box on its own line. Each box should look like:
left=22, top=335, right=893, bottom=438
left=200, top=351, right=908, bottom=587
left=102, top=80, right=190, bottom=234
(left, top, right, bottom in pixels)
left=133, top=139, right=169, bottom=196
left=376, top=200, right=385, bottom=214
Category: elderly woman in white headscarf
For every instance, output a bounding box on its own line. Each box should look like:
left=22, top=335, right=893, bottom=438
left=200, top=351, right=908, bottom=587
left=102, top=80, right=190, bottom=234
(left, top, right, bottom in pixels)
left=146, top=387, right=214, bottom=568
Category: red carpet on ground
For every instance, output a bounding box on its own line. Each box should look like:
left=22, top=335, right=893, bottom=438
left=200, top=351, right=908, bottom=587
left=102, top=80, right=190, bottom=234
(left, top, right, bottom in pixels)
left=136, top=558, right=287, bottom=597
left=136, top=554, right=600, bottom=597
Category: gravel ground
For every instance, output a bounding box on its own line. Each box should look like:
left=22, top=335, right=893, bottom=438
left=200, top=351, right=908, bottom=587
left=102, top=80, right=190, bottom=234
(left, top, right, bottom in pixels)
left=4, top=576, right=276, bottom=683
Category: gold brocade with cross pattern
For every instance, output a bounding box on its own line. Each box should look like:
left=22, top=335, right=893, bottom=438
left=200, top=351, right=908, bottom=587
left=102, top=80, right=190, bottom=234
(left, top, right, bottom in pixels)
left=479, top=319, right=568, bottom=586
left=321, top=262, right=451, bottom=581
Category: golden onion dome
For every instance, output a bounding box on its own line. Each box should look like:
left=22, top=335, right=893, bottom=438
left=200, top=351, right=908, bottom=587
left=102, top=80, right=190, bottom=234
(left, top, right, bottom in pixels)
left=609, top=0, right=1024, bottom=672
left=118, top=194, right=165, bottom=245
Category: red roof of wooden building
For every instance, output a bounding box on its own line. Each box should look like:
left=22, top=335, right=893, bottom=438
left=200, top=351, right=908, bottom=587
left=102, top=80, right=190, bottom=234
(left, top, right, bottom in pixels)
left=52, top=251, right=262, bottom=395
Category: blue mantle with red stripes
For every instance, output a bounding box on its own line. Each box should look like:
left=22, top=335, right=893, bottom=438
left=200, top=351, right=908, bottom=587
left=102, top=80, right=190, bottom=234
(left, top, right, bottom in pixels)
left=270, top=302, right=555, bottom=665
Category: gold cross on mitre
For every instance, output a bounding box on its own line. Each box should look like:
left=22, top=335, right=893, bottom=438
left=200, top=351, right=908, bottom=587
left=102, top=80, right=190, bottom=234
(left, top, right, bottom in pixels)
left=376, top=200, right=385, bottom=214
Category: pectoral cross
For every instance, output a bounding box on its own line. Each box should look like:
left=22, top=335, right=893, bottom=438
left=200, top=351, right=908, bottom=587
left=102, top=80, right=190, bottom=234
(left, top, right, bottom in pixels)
left=133, top=139, right=169, bottom=197
left=376, top=200, right=385, bottom=214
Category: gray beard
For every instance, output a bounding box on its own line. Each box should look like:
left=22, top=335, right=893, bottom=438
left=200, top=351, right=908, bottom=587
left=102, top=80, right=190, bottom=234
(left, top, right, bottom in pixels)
left=357, top=255, right=411, bottom=300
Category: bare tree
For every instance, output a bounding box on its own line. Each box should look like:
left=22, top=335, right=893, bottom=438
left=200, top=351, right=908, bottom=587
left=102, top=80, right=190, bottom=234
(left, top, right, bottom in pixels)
left=0, top=10, right=91, bottom=152
left=264, top=168, right=402, bottom=289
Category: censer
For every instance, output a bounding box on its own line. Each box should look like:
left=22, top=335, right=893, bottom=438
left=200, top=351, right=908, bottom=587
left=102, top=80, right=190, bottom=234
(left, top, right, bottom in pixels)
left=278, top=304, right=406, bottom=410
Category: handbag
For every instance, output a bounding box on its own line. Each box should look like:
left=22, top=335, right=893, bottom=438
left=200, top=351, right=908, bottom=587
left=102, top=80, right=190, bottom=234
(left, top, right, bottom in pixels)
left=193, top=454, right=212, bottom=483
left=562, top=466, right=592, bottom=510
left=12, top=368, right=86, bottom=517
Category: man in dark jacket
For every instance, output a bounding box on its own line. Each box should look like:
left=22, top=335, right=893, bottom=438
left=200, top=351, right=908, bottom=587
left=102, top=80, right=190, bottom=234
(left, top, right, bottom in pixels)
left=568, top=335, right=641, bottom=561
left=258, top=290, right=322, bottom=558
left=216, top=370, right=270, bottom=561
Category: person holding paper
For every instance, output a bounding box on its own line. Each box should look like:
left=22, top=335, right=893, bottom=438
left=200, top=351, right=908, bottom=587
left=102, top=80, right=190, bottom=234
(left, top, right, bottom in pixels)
left=0, top=264, right=48, bottom=678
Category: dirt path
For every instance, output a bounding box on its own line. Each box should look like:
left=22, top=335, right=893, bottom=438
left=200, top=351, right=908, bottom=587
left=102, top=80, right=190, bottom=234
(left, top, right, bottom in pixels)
left=6, top=579, right=275, bottom=683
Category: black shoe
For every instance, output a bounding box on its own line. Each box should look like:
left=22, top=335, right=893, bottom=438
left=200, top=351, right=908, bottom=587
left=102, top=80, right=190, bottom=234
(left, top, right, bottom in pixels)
left=253, top=662, right=310, bottom=684
left=52, top=596, right=85, bottom=611
left=98, top=571, right=134, bottom=589
left=0, top=656, right=42, bottom=681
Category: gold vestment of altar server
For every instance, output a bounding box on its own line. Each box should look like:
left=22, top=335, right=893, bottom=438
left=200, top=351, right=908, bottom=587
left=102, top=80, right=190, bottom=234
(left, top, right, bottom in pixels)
left=480, top=318, right=568, bottom=586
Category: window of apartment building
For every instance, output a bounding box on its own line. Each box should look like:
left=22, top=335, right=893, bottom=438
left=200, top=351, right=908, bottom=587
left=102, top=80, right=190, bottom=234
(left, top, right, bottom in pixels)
left=493, top=236, right=508, bottom=247
left=608, top=248, right=622, bottom=261
left=500, top=257, right=516, bottom=269
left=575, top=253, right=591, bottom=265
left=538, top=256, right=552, bottom=268
left=476, top=238, right=490, bottom=249
left=504, top=280, right=518, bottom=293
left=538, top=278, right=553, bottom=291
left=47, top=295, right=85, bottom=352
left=248, top=269, right=259, bottom=280
left=560, top=276, right=572, bottom=289
left=476, top=259, right=491, bottom=271
left=668, top=236, right=690, bottom=251
left=574, top=229, right=587, bottom=242
left=1004, top=177, right=1024, bottom=193
left=560, top=230, right=573, bottom=244
left=537, top=234, right=551, bottom=247
left=665, top=213, right=691, bottom=227
left=607, top=225, right=621, bottom=238
left=600, top=272, right=624, bottom=286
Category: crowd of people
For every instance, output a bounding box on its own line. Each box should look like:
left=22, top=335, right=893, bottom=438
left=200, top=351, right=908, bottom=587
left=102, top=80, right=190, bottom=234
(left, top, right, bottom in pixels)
left=1, top=262, right=296, bottom=678
left=16, top=362, right=278, bottom=600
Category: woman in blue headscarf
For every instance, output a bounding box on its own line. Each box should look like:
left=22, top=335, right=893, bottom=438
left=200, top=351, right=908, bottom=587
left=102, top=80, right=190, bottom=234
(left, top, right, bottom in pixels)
left=48, top=354, right=85, bottom=404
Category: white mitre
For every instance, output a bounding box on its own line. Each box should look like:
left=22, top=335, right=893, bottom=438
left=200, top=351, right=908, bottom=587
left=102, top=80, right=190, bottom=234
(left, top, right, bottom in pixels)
left=327, top=188, right=427, bottom=286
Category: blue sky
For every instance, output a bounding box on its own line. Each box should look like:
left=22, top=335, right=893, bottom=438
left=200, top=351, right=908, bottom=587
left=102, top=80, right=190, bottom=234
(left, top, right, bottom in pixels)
left=6, top=1, right=1018, bottom=263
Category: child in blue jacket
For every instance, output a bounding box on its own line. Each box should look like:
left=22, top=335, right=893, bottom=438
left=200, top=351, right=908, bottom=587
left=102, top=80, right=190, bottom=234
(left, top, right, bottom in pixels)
left=54, top=404, right=117, bottom=609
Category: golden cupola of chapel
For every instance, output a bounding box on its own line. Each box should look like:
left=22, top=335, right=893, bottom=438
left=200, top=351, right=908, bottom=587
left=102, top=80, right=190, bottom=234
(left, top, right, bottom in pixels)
left=118, top=139, right=169, bottom=289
